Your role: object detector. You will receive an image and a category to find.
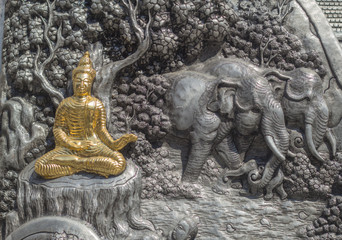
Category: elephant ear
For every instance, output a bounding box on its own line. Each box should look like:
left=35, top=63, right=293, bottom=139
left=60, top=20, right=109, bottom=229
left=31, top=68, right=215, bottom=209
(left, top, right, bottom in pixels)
left=207, top=77, right=241, bottom=112
left=262, top=69, right=313, bottom=101
left=207, top=82, right=220, bottom=112
left=284, top=68, right=320, bottom=101
left=207, top=100, right=220, bottom=112
left=262, top=69, right=289, bottom=97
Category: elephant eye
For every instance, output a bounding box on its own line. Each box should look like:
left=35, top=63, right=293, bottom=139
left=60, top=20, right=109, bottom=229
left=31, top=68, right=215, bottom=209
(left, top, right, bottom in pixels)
left=251, top=107, right=261, bottom=113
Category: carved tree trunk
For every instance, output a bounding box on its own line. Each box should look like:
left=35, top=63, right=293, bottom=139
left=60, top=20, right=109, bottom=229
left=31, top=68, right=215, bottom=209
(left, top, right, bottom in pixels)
left=15, top=160, right=155, bottom=239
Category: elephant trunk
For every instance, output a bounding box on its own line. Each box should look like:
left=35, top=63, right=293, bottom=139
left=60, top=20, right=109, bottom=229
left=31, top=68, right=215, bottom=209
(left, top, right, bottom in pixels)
left=204, top=80, right=221, bottom=113
left=304, top=100, right=329, bottom=162
left=265, top=136, right=285, bottom=162
left=248, top=146, right=286, bottom=191
left=214, top=122, right=243, bottom=170
left=248, top=99, right=289, bottom=191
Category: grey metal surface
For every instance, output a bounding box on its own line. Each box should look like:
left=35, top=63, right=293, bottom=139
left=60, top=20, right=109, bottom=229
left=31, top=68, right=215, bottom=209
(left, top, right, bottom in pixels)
left=5, top=216, right=101, bottom=240
left=14, top=160, right=155, bottom=239
left=1, top=0, right=342, bottom=239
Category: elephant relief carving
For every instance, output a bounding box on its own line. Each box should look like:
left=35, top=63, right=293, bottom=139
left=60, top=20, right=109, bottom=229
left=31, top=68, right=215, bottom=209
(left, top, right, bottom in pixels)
left=167, top=57, right=334, bottom=199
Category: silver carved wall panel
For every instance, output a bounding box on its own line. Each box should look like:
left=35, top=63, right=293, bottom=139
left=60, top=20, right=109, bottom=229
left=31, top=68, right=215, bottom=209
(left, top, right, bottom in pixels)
left=1, top=0, right=342, bottom=239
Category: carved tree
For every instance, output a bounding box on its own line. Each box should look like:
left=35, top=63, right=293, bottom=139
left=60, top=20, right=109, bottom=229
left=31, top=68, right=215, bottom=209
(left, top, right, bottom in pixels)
left=90, top=0, right=152, bottom=130
left=32, top=0, right=64, bottom=108
left=277, top=0, right=294, bottom=23
left=15, top=160, right=155, bottom=239
left=260, top=37, right=278, bottom=68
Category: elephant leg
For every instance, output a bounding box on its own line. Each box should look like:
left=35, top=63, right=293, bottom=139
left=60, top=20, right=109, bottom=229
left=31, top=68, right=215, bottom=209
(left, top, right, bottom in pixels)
left=234, top=134, right=255, bottom=164
left=221, top=133, right=257, bottom=178
left=182, top=131, right=215, bottom=183
left=215, top=136, right=244, bottom=188
left=276, top=183, right=287, bottom=200
left=264, top=168, right=284, bottom=200
left=248, top=154, right=283, bottom=193
left=214, top=135, right=242, bottom=170
left=250, top=102, right=288, bottom=191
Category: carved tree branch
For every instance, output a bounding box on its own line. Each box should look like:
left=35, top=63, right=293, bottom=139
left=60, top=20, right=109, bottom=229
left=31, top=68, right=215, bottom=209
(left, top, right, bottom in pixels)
left=260, top=38, right=276, bottom=68
left=266, top=52, right=278, bottom=67
left=99, top=7, right=152, bottom=79
left=121, top=0, right=144, bottom=44
left=32, top=0, right=64, bottom=108
left=281, top=5, right=293, bottom=23
left=90, top=0, right=152, bottom=131
left=277, top=0, right=286, bottom=15
left=125, top=109, right=136, bottom=133
left=277, top=0, right=293, bottom=23
left=146, top=88, right=154, bottom=101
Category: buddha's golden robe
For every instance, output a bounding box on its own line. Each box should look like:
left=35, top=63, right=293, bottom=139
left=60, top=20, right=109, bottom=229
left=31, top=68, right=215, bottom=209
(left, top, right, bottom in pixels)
left=35, top=95, right=135, bottom=179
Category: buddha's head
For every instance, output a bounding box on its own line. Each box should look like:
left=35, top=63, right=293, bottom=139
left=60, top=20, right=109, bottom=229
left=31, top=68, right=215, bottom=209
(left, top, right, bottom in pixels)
left=72, top=51, right=96, bottom=97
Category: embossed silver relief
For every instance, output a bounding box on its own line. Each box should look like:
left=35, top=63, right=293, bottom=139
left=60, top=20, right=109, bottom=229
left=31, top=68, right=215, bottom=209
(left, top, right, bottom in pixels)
left=2, top=0, right=342, bottom=239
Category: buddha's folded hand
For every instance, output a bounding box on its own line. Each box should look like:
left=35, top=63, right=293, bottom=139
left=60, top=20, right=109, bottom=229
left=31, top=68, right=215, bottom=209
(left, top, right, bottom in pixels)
left=69, top=140, right=94, bottom=151
left=124, top=134, right=138, bottom=143
left=111, top=134, right=138, bottom=151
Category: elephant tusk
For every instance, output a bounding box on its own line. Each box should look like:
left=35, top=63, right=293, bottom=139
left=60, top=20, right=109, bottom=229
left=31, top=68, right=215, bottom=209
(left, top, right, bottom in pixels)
left=287, top=150, right=296, bottom=158
left=265, top=136, right=286, bottom=161
left=326, top=128, right=337, bottom=156
left=305, top=124, right=325, bottom=162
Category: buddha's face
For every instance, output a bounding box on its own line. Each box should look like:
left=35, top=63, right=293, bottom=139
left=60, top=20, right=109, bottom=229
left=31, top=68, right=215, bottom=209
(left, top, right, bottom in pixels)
left=73, top=73, right=92, bottom=96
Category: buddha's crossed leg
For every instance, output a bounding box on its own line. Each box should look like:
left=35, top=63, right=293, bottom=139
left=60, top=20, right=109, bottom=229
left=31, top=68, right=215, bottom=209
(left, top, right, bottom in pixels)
left=35, top=145, right=126, bottom=179
left=35, top=147, right=78, bottom=179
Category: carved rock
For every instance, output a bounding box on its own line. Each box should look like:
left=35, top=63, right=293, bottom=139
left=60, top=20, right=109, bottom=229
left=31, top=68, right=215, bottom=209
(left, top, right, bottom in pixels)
left=15, top=160, right=155, bottom=239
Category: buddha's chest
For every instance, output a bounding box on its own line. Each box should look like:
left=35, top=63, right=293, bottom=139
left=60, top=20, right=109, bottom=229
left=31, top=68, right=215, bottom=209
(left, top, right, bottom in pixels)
left=65, top=100, right=97, bottom=137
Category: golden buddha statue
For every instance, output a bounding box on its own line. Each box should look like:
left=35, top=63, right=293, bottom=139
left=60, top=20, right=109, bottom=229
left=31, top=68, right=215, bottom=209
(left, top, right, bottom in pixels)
left=35, top=52, right=137, bottom=179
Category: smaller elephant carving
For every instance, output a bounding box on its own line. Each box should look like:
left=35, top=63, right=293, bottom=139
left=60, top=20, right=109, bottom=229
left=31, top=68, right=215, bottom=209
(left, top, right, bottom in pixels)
left=281, top=68, right=330, bottom=162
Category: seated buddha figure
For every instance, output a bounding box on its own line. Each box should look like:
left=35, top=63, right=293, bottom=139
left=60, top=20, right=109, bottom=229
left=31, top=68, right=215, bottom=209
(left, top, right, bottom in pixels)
left=35, top=52, right=137, bottom=179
